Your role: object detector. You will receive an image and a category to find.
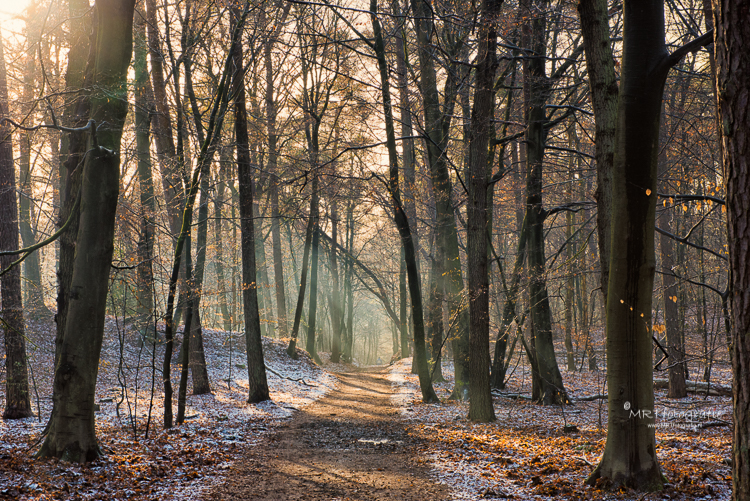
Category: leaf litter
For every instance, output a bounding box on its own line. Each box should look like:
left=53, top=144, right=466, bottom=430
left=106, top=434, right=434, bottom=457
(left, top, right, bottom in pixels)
left=388, top=357, right=731, bottom=500
left=0, top=317, right=335, bottom=500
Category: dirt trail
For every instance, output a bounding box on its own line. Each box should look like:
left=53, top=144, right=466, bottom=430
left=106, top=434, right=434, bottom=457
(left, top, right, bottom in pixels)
left=209, top=366, right=448, bottom=500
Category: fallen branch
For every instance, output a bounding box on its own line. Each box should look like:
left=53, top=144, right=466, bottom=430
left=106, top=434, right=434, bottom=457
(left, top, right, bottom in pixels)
left=653, top=379, right=731, bottom=397
left=265, top=365, right=314, bottom=386
left=698, top=420, right=731, bottom=429
left=573, top=393, right=608, bottom=402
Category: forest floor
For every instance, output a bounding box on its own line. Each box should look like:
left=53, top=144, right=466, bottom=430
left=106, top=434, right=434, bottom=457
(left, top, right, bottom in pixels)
left=0, top=316, right=734, bottom=500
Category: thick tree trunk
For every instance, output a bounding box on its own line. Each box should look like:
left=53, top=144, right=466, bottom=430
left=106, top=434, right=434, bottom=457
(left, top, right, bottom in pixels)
left=55, top=0, right=91, bottom=381
left=0, top=34, right=32, bottom=420
left=466, top=0, right=502, bottom=422
left=587, top=0, right=710, bottom=488
left=713, top=0, right=750, bottom=498
left=232, top=6, right=269, bottom=403
left=37, top=0, right=135, bottom=461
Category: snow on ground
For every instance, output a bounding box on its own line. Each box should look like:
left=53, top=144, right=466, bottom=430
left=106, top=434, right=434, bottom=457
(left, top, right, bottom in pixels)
left=388, top=356, right=732, bottom=500
left=0, top=317, right=336, bottom=500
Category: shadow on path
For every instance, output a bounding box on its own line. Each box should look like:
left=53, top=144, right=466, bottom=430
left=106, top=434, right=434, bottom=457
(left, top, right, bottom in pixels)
left=209, top=366, right=448, bottom=500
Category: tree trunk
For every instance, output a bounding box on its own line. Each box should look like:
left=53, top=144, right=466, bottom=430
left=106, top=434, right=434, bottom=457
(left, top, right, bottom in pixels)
left=287, top=200, right=314, bottom=358
left=521, top=0, right=567, bottom=406
left=399, top=247, right=408, bottom=358
left=0, top=33, right=32, bottom=420
left=305, top=196, right=321, bottom=362
left=330, top=199, right=343, bottom=362
left=214, top=151, right=232, bottom=332
left=410, top=0, right=470, bottom=399
left=466, top=0, right=502, bottom=422
left=578, top=0, right=618, bottom=303
left=343, top=200, right=355, bottom=362
left=370, top=0, right=438, bottom=402
left=587, top=0, right=710, bottom=488
left=55, top=0, right=91, bottom=381
left=232, top=5, right=269, bottom=403
left=714, top=0, right=750, bottom=497
left=134, top=7, right=156, bottom=340
left=37, top=0, right=135, bottom=461
left=18, top=23, right=50, bottom=320
left=658, top=136, right=686, bottom=398
left=392, top=0, right=420, bottom=275
left=264, top=9, right=289, bottom=340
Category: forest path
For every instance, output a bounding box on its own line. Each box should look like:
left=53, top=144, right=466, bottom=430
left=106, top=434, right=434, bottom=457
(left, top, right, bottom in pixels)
left=209, top=365, right=448, bottom=500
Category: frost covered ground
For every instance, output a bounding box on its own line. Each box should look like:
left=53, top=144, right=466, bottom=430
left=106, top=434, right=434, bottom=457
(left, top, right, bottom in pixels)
left=388, top=357, right=732, bottom=500
left=0, top=315, right=734, bottom=500
left=0, top=317, right=336, bottom=500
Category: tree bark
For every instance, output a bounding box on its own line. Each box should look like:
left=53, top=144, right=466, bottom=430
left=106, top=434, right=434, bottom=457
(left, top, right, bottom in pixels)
left=37, top=0, right=135, bottom=461
left=0, top=33, right=32, bottom=420
left=232, top=5, right=270, bottom=403
left=134, top=6, right=156, bottom=340
left=587, top=0, right=710, bottom=489
left=466, top=0, right=502, bottom=422
left=578, top=0, right=618, bottom=303
left=410, top=0, right=470, bottom=399
left=55, top=0, right=92, bottom=358
left=521, top=0, right=567, bottom=406
left=713, top=0, right=750, bottom=497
